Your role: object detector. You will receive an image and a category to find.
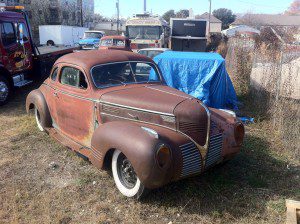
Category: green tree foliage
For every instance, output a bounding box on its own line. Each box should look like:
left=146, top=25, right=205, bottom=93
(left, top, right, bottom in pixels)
left=212, top=8, right=236, bottom=29
left=162, top=9, right=189, bottom=23
left=162, top=10, right=176, bottom=23
left=176, top=9, right=189, bottom=18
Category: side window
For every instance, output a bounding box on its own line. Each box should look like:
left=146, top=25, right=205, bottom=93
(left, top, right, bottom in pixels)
left=1, top=22, right=17, bottom=46
left=51, top=67, right=58, bottom=81
left=18, top=23, right=29, bottom=42
left=60, top=67, right=88, bottom=89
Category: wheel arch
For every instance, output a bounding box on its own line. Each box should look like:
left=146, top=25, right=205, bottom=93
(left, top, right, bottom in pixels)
left=90, top=121, right=172, bottom=188
left=26, top=89, right=52, bottom=128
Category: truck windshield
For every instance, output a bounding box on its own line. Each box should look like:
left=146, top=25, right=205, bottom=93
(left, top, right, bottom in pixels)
left=83, top=32, right=103, bottom=39
left=127, top=26, right=161, bottom=40
left=91, top=62, right=161, bottom=88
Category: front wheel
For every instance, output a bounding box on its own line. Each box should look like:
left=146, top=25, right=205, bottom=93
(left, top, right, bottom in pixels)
left=0, top=76, right=11, bottom=106
left=112, top=149, right=146, bottom=199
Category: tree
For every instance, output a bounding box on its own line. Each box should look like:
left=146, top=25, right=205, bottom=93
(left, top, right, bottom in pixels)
left=212, top=8, right=236, bottom=29
left=285, top=0, right=300, bottom=15
left=162, top=10, right=175, bottom=23
left=176, top=9, right=189, bottom=18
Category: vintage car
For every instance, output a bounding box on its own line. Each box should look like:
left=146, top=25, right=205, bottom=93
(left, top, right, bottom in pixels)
left=26, top=50, right=244, bottom=199
left=98, top=36, right=132, bottom=52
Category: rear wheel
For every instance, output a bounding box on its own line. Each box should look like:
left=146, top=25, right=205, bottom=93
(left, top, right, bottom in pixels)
left=112, top=149, right=146, bottom=199
left=0, top=76, right=11, bottom=106
left=35, top=107, right=45, bottom=132
left=46, top=40, right=55, bottom=46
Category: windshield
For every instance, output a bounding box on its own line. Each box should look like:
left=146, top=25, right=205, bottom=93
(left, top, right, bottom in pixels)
left=127, top=26, right=161, bottom=40
left=83, top=32, right=103, bottom=39
left=100, top=39, right=125, bottom=47
left=91, top=62, right=161, bottom=88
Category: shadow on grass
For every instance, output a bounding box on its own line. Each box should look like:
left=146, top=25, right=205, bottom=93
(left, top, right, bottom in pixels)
left=0, top=82, right=39, bottom=116
left=143, top=133, right=299, bottom=219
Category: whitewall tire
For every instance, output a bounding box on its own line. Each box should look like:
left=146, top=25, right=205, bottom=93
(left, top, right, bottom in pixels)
left=112, top=149, right=145, bottom=198
left=35, top=107, right=45, bottom=132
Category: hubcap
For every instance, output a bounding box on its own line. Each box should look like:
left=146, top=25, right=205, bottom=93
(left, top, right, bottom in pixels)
left=117, top=153, right=137, bottom=189
left=0, top=81, right=9, bottom=102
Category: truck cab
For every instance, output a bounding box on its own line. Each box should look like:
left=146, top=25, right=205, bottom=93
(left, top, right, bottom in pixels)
left=0, top=6, right=77, bottom=105
left=0, top=8, right=34, bottom=105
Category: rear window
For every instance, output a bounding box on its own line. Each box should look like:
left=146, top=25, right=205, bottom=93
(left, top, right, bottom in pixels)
left=100, top=39, right=125, bottom=47
left=60, top=67, right=88, bottom=89
left=91, top=62, right=161, bottom=88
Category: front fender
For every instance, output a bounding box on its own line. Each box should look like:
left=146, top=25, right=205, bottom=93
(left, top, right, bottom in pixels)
left=90, top=121, right=173, bottom=188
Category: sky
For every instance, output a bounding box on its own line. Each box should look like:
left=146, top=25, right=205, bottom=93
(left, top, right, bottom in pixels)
left=94, top=0, right=293, bottom=18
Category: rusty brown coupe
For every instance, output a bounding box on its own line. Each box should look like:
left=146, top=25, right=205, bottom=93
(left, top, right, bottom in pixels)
left=26, top=50, right=245, bottom=199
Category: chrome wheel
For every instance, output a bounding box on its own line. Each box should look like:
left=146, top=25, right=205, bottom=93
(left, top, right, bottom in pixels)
left=117, top=154, right=137, bottom=189
left=0, top=81, right=9, bottom=103
left=112, top=150, right=145, bottom=198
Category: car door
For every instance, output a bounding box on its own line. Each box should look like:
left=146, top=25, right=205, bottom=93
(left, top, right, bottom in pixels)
left=0, top=21, right=19, bottom=73
left=54, top=65, right=95, bottom=147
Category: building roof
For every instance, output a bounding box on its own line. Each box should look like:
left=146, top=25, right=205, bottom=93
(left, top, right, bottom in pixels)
left=232, top=14, right=300, bottom=26
left=196, top=13, right=222, bottom=23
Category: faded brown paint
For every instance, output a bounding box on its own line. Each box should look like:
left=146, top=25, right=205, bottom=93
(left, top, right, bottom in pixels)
left=26, top=50, right=245, bottom=189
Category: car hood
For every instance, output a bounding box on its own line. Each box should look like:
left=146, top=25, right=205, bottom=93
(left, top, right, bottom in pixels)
left=79, top=38, right=99, bottom=45
left=99, top=85, right=192, bottom=114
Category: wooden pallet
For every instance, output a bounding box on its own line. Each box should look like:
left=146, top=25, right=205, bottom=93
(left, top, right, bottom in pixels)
left=286, top=199, right=300, bottom=224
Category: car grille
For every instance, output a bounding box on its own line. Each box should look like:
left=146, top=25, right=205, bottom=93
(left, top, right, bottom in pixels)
left=205, top=133, right=223, bottom=168
left=179, top=121, right=206, bottom=133
left=180, top=142, right=202, bottom=178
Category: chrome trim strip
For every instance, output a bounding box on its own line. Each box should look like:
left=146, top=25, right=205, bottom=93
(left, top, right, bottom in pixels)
left=43, top=83, right=99, bottom=103
left=100, top=101, right=175, bottom=117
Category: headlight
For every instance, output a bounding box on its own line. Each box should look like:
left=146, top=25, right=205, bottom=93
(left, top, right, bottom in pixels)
left=156, top=144, right=171, bottom=169
left=234, top=122, right=245, bottom=145
left=94, top=43, right=99, bottom=48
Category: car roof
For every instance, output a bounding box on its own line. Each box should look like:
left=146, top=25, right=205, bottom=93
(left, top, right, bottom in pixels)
left=85, top=30, right=105, bottom=33
left=55, top=50, right=153, bottom=71
left=138, top=48, right=171, bottom=52
left=101, top=35, right=128, bottom=40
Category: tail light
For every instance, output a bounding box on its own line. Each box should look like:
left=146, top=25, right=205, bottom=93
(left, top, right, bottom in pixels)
left=234, top=122, right=245, bottom=145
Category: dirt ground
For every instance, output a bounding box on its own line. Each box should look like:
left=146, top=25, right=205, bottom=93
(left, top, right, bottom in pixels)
left=0, top=85, right=299, bottom=224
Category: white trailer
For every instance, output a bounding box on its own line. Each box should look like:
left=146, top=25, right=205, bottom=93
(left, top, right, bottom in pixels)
left=39, top=25, right=88, bottom=46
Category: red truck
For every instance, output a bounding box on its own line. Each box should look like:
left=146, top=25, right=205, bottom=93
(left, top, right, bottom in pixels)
left=0, top=6, right=76, bottom=105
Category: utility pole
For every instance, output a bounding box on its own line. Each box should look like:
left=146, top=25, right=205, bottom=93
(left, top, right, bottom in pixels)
left=80, top=0, right=83, bottom=27
left=208, top=0, right=211, bottom=35
left=144, top=0, right=146, bottom=13
left=116, top=0, right=120, bottom=34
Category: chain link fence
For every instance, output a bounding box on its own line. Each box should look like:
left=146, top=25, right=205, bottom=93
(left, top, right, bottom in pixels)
left=225, top=36, right=300, bottom=158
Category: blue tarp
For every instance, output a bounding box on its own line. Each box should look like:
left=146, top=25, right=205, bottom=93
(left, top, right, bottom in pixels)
left=153, top=51, right=238, bottom=110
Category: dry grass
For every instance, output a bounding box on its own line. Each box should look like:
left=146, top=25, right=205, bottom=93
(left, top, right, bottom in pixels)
left=0, top=85, right=299, bottom=224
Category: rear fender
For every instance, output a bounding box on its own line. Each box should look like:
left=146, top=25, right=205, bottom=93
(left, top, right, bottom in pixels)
left=26, top=89, right=52, bottom=128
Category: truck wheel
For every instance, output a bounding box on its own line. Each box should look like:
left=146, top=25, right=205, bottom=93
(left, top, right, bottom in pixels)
left=0, top=76, right=11, bottom=106
left=112, top=149, right=146, bottom=199
left=46, top=40, right=55, bottom=46
left=34, top=107, right=45, bottom=132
